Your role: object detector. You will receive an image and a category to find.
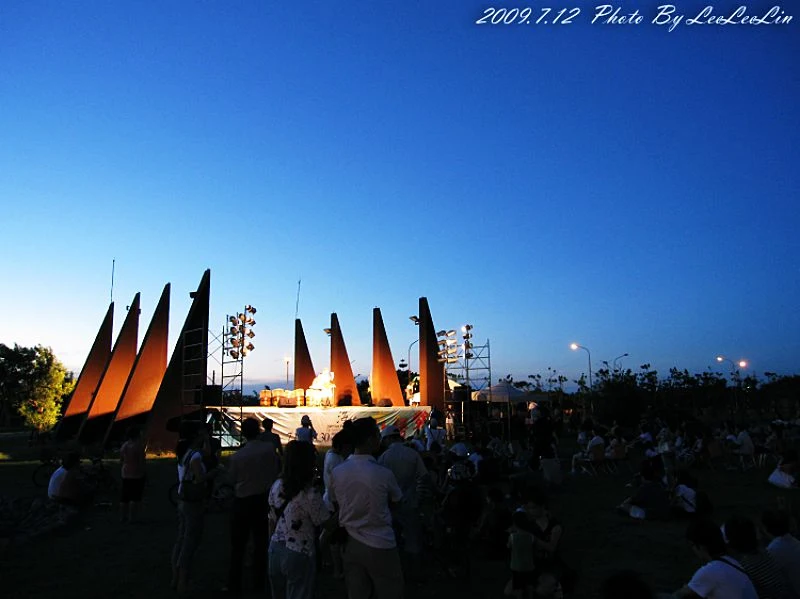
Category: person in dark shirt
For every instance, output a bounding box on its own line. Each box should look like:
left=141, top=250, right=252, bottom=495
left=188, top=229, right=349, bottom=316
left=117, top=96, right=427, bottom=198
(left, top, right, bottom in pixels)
left=259, top=417, right=283, bottom=458
left=618, top=460, right=669, bottom=520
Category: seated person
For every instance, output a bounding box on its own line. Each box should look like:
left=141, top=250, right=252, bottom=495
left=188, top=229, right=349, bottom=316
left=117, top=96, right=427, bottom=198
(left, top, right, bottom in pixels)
left=672, top=471, right=698, bottom=517
left=761, top=509, right=800, bottom=598
left=768, top=450, right=798, bottom=489
left=723, top=515, right=788, bottom=599
left=664, top=519, right=757, bottom=598
left=731, top=425, right=755, bottom=457
left=618, top=460, right=670, bottom=520
left=48, top=452, right=88, bottom=506
left=571, top=428, right=604, bottom=473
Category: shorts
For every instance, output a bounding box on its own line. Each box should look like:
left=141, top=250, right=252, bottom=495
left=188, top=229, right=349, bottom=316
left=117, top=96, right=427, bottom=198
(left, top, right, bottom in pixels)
left=511, top=570, right=536, bottom=590
left=121, top=477, right=145, bottom=502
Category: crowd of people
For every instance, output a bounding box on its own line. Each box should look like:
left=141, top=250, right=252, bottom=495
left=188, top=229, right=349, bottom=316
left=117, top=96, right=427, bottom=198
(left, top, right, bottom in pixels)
left=40, top=404, right=800, bottom=599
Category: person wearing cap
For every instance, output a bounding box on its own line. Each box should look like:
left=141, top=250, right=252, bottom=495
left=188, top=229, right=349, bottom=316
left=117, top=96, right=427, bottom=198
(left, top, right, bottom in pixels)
left=378, top=424, right=427, bottom=579
left=329, top=417, right=404, bottom=599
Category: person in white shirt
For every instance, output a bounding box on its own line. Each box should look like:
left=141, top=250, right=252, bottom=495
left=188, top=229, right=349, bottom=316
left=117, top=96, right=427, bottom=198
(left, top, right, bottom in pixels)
left=378, top=425, right=427, bottom=577
left=323, top=429, right=353, bottom=505
left=732, top=425, right=755, bottom=457
left=768, top=450, right=798, bottom=489
left=672, top=471, right=698, bottom=516
left=761, top=509, right=800, bottom=598
left=665, top=519, right=757, bottom=599
left=571, top=429, right=604, bottom=474
left=47, top=452, right=84, bottom=505
left=329, top=417, right=404, bottom=599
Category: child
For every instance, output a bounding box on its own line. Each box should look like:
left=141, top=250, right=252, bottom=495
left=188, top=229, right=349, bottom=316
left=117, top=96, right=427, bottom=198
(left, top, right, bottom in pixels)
left=507, top=510, right=536, bottom=599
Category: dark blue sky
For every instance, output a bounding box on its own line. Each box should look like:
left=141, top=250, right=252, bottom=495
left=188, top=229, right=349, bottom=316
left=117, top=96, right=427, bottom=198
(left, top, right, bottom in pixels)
left=1, top=1, right=798, bottom=386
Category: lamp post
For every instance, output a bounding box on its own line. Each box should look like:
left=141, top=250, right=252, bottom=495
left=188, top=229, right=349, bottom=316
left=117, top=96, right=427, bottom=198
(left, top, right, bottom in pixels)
left=570, top=343, right=593, bottom=390
left=284, top=356, right=291, bottom=388
left=716, top=355, right=747, bottom=374
left=612, top=353, right=629, bottom=372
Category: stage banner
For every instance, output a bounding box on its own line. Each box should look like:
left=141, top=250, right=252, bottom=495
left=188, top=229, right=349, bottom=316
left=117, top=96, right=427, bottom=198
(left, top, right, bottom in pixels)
left=207, top=406, right=431, bottom=447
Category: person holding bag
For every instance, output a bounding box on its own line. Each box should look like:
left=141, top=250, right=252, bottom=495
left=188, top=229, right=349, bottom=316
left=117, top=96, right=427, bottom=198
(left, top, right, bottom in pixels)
left=171, top=425, right=220, bottom=595
left=268, top=441, right=331, bottom=599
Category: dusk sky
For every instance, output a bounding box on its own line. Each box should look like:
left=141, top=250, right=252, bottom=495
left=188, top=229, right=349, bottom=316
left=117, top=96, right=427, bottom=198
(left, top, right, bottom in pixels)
left=1, top=1, right=798, bottom=390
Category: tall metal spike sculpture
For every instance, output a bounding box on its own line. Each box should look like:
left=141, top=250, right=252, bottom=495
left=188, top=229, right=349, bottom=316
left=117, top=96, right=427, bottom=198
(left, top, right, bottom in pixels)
left=145, top=270, right=210, bottom=452
left=293, top=319, right=315, bottom=391
left=77, top=293, right=140, bottom=444
left=103, top=283, right=170, bottom=447
left=419, top=297, right=444, bottom=411
left=371, top=308, right=404, bottom=407
left=56, top=303, right=114, bottom=441
left=330, top=313, right=360, bottom=406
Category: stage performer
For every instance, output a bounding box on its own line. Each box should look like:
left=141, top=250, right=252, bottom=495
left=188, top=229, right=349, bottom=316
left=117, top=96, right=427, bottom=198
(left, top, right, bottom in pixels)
left=226, top=417, right=281, bottom=594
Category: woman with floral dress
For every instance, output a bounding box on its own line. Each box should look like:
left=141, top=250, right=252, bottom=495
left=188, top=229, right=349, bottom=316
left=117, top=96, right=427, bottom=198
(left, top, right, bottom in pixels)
left=268, top=441, right=331, bottom=599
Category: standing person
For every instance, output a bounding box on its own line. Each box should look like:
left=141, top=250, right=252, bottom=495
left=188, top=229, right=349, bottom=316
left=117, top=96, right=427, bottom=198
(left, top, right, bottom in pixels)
left=507, top=510, right=536, bottom=599
left=377, top=425, right=427, bottom=579
left=664, top=519, right=757, bottom=598
left=226, top=418, right=281, bottom=595
left=261, top=417, right=284, bottom=458
left=426, top=418, right=446, bottom=451
left=329, top=417, right=404, bottom=599
left=171, top=425, right=220, bottom=595
left=295, top=415, right=317, bottom=444
left=268, top=441, right=331, bottom=599
left=119, top=426, right=146, bottom=523
left=324, top=429, right=353, bottom=502
left=323, top=429, right=354, bottom=580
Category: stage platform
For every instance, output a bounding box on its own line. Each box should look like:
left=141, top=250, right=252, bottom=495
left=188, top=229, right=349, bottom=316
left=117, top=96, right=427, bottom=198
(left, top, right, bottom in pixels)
left=206, top=405, right=431, bottom=447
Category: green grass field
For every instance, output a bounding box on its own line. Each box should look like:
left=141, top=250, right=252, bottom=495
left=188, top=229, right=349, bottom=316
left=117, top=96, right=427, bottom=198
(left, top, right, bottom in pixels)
left=0, top=432, right=793, bottom=599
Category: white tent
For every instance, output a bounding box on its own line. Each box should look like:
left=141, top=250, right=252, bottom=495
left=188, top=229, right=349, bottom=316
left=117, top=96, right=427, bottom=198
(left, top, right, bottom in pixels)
left=471, top=381, right=527, bottom=403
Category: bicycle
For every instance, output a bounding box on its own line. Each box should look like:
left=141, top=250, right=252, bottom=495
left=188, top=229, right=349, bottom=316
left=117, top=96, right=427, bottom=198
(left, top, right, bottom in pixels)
left=82, top=457, right=118, bottom=495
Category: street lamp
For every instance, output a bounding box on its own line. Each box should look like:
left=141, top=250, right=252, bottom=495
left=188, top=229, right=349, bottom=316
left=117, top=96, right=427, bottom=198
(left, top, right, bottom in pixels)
left=407, top=315, right=420, bottom=376
left=570, top=343, right=593, bottom=390
left=716, top=355, right=748, bottom=373
left=284, top=356, right=291, bottom=388
left=612, top=353, right=629, bottom=371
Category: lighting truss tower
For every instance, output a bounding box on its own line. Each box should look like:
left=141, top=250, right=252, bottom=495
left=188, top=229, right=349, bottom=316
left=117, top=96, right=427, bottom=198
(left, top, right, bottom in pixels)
left=219, top=305, right=256, bottom=445
left=445, top=324, right=492, bottom=395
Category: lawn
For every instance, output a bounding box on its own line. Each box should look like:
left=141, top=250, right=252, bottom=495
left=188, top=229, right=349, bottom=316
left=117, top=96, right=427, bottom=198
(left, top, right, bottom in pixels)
left=0, top=431, right=792, bottom=599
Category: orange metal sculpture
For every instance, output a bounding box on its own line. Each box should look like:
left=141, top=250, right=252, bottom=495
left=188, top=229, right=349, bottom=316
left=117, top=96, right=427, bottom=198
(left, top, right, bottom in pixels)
left=418, top=297, right=444, bottom=411
left=330, top=313, right=360, bottom=406
left=104, top=283, right=170, bottom=446
left=293, top=318, right=316, bottom=391
left=371, top=308, right=404, bottom=407
left=145, top=270, right=210, bottom=451
left=57, top=303, right=114, bottom=441
left=77, top=294, right=140, bottom=444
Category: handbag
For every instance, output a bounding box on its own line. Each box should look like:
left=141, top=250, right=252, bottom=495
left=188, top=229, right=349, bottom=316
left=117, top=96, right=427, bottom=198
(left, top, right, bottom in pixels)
left=178, top=451, right=207, bottom=503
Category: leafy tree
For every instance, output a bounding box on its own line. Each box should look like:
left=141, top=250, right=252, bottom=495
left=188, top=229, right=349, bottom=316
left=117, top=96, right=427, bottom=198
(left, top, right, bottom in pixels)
left=0, top=344, right=74, bottom=431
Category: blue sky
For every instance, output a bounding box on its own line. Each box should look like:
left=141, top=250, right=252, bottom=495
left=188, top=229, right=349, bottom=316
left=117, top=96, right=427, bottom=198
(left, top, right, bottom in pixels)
left=1, top=1, right=798, bottom=389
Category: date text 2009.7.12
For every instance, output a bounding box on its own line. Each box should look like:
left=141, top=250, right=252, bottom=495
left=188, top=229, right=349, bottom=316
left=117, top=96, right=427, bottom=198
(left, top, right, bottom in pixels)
left=475, top=7, right=581, bottom=25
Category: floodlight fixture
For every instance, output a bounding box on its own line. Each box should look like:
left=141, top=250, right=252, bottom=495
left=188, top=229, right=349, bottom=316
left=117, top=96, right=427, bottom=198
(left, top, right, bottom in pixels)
left=246, top=342, right=255, bottom=352
left=230, top=349, right=239, bottom=359
left=246, top=305, right=257, bottom=314
left=409, top=315, right=420, bottom=325
left=229, top=316, right=237, bottom=325
left=231, top=338, right=241, bottom=348
left=246, top=329, right=255, bottom=339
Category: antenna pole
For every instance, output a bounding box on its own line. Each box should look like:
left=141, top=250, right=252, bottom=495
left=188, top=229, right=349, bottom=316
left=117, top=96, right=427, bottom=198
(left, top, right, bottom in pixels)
left=110, top=258, right=116, bottom=303
left=294, top=278, right=301, bottom=319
